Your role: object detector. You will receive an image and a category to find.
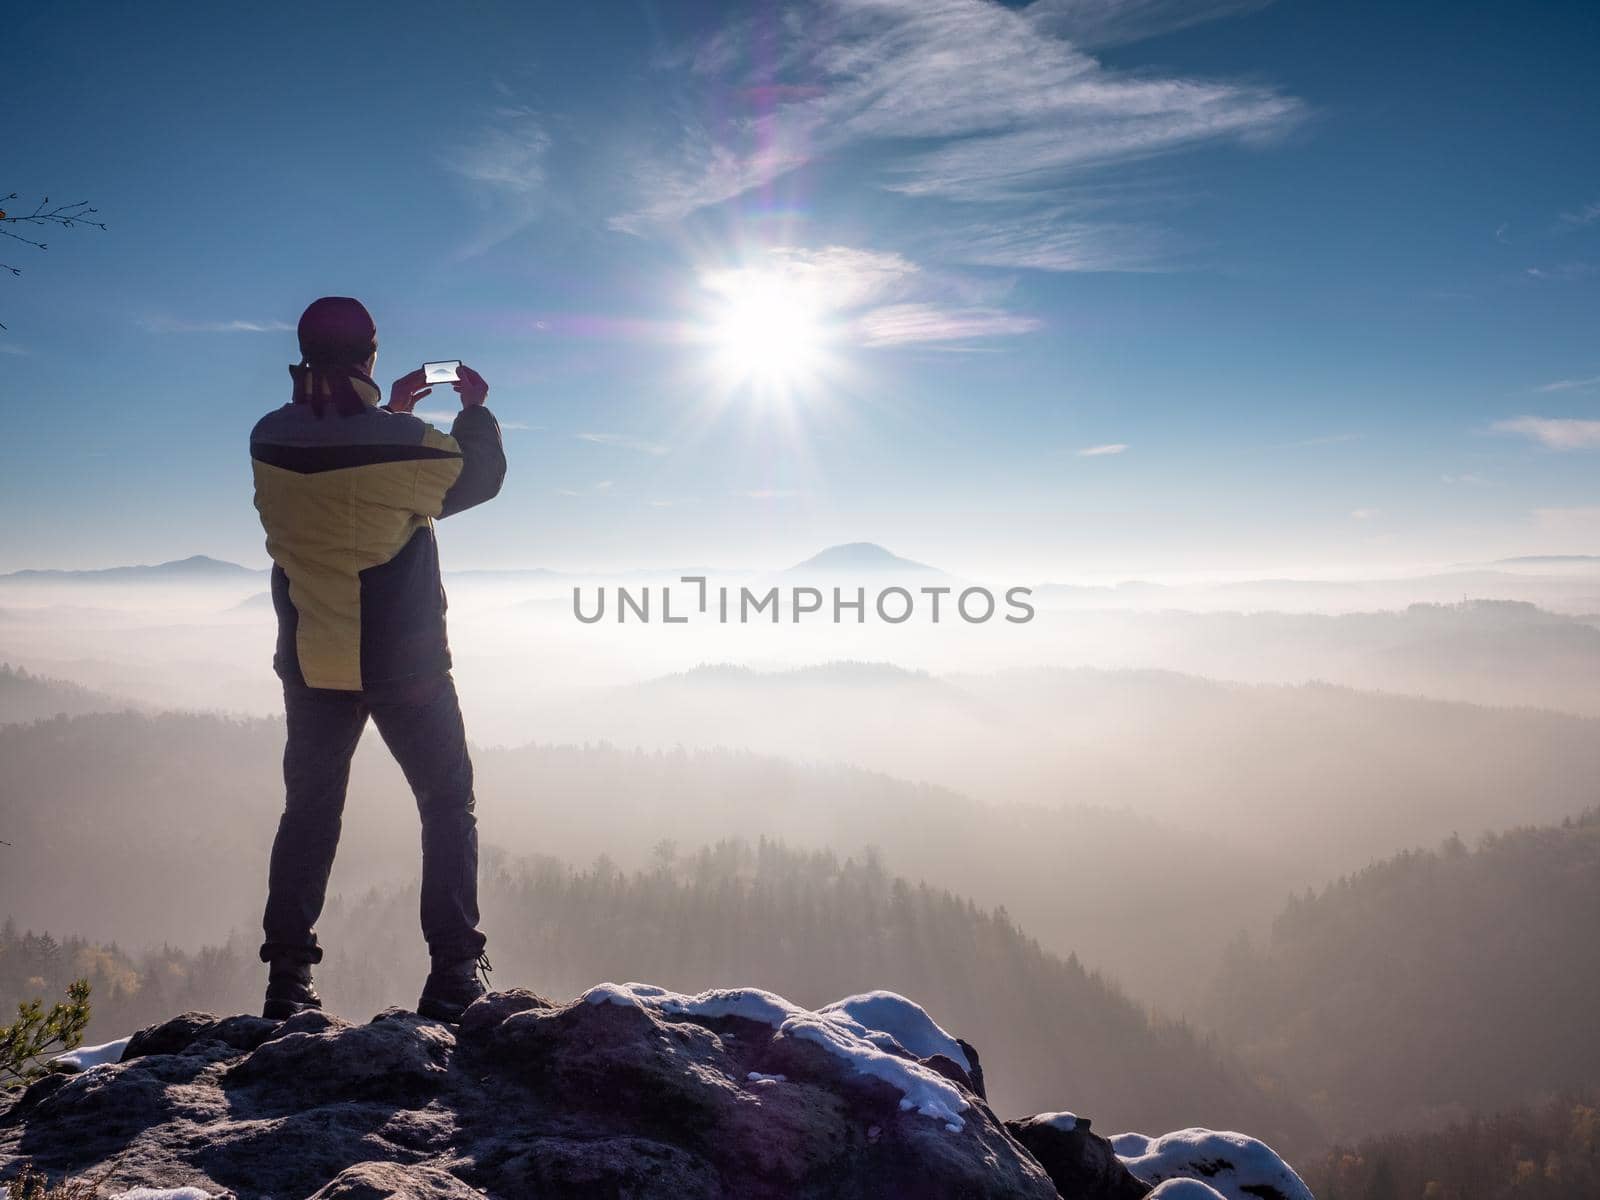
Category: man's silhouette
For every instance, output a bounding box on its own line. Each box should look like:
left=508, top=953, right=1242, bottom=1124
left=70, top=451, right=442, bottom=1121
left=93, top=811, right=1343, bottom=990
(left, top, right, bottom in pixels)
left=250, top=296, right=506, bottom=1022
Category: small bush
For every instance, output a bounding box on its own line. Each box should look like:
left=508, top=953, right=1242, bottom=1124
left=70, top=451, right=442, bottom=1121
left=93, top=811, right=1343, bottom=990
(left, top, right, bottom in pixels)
left=0, top=980, right=91, bottom=1087
left=4, top=1164, right=102, bottom=1199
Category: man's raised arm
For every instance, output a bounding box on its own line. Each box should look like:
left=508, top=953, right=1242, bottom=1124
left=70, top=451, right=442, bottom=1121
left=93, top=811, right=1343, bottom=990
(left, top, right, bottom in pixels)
left=396, top=363, right=506, bottom=519
left=440, top=398, right=507, bottom=517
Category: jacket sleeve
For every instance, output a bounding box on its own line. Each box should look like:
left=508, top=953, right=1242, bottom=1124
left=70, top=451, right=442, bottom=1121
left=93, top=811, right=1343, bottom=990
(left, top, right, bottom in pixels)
left=414, top=406, right=507, bottom=519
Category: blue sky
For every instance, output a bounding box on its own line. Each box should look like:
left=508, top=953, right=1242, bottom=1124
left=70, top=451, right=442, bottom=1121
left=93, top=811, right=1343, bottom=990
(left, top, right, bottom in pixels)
left=3, top=0, right=1598, bottom=576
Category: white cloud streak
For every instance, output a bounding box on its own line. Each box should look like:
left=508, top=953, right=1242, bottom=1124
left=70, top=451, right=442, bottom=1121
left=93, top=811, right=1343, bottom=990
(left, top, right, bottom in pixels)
left=414, top=409, right=534, bottom=431
left=1492, top=416, right=1600, bottom=450
left=1557, top=199, right=1600, bottom=230
left=556, top=480, right=615, bottom=497
left=1535, top=375, right=1600, bottom=393
left=1271, top=432, right=1362, bottom=449
left=854, top=303, right=1041, bottom=346
left=1076, top=442, right=1128, bottom=456
left=942, top=213, right=1165, bottom=271
left=1525, top=263, right=1599, bottom=281
left=141, top=318, right=292, bottom=334
left=577, top=432, right=670, bottom=455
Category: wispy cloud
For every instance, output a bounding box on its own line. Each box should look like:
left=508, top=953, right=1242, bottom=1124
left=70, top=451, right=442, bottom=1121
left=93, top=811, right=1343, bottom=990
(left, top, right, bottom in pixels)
left=940, top=213, right=1166, bottom=272
left=1492, top=416, right=1600, bottom=450
left=1557, top=199, right=1600, bottom=230
left=1441, top=473, right=1488, bottom=486
left=609, top=121, right=811, bottom=237
left=612, top=0, right=1302, bottom=248
left=0, top=342, right=28, bottom=356
left=737, top=488, right=802, bottom=499
left=577, top=432, right=670, bottom=455
left=1525, top=262, right=1598, bottom=281
left=449, top=108, right=551, bottom=193
left=854, top=303, right=1041, bottom=346
left=141, top=317, right=292, bottom=334
left=1534, top=374, right=1600, bottom=393
left=1076, top=442, right=1129, bottom=456
left=414, top=409, right=536, bottom=432
left=556, top=480, right=615, bottom=497
left=447, top=103, right=552, bottom=255
left=1025, top=0, right=1275, bottom=49
left=1271, top=432, right=1362, bottom=449
left=1349, top=507, right=1381, bottom=520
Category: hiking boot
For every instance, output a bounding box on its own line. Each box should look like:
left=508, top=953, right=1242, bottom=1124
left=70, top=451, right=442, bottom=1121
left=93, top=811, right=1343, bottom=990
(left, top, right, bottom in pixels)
left=262, top=958, right=322, bottom=1021
left=417, top=952, right=492, bottom=1023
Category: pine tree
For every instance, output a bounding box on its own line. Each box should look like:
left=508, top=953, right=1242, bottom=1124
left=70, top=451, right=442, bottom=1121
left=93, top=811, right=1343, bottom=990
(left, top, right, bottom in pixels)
left=0, top=979, right=91, bottom=1087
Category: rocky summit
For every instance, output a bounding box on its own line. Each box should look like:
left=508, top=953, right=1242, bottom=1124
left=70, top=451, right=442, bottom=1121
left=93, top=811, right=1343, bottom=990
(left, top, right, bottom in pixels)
left=0, top=984, right=1312, bottom=1200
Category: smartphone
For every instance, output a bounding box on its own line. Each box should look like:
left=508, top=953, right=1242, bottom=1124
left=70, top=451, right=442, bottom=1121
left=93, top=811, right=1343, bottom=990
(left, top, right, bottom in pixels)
left=423, top=360, right=462, bottom=384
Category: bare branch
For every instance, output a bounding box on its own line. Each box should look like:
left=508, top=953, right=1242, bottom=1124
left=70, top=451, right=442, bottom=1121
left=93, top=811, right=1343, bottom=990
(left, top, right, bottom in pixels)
left=0, top=193, right=107, bottom=235
left=1, top=191, right=106, bottom=332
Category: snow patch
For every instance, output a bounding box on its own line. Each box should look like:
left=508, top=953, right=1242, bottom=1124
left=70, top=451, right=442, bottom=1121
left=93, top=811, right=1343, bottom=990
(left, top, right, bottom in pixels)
left=584, top=982, right=801, bottom=1027
left=785, top=1011, right=969, bottom=1129
left=1036, top=1110, right=1079, bottom=1132
left=53, top=1035, right=131, bottom=1072
left=1112, top=1128, right=1313, bottom=1200
left=1147, top=1181, right=1230, bottom=1200
left=746, top=1071, right=787, bottom=1084
left=580, top=982, right=971, bottom=1131
left=109, top=1189, right=216, bottom=1200
left=819, top=990, right=971, bottom=1071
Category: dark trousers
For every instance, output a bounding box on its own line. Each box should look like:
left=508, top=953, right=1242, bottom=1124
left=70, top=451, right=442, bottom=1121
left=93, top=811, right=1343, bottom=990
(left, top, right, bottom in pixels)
left=260, top=672, right=487, bottom=967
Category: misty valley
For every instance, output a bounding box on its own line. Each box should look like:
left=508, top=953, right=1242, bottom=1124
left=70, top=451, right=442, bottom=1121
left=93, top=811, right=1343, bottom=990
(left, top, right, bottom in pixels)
left=3, top=548, right=1599, bottom=1196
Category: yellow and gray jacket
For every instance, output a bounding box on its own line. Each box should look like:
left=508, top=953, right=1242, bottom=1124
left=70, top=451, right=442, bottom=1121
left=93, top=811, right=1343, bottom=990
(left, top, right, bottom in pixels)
left=250, top=373, right=506, bottom=691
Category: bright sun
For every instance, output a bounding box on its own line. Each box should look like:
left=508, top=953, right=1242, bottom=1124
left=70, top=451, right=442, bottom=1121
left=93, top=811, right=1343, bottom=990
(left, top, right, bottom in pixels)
left=701, top=269, right=828, bottom=395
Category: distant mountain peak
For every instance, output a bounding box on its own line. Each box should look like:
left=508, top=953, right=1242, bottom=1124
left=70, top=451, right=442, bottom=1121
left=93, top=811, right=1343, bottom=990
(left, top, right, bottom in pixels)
left=788, top=542, right=936, bottom=573
left=1, top=555, right=260, bottom=581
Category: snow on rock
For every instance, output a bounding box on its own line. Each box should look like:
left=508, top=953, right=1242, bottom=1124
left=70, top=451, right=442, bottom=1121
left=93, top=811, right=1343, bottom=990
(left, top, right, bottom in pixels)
left=784, top=1010, right=969, bottom=1130
left=52, top=1036, right=131, bottom=1072
left=1112, top=1128, right=1314, bottom=1200
left=582, top=982, right=972, bottom=1131
left=593, top=981, right=800, bottom=1027
left=1147, top=1181, right=1231, bottom=1200
left=819, top=990, right=971, bottom=1072
left=1037, top=1110, right=1079, bottom=1132
left=108, top=1189, right=216, bottom=1200
left=1006, top=1112, right=1150, bottom=1200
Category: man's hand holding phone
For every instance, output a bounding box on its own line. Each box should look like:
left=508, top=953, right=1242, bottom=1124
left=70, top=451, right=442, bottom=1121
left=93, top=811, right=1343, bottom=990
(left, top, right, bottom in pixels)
left=453, top=364, right=488, bottom=409
left=386, top=368, right=431, bottom=415
left=388, top=363, right=487, bottom=415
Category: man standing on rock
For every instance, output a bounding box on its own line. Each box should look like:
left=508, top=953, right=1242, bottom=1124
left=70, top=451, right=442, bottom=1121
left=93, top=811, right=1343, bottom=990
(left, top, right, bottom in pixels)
left=249, top=297, right=506, bottom=1023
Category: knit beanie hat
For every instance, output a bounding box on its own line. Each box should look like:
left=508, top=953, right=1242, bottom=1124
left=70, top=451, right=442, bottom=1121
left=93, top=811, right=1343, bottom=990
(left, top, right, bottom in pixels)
left=297, top=296, right=377, bottom=366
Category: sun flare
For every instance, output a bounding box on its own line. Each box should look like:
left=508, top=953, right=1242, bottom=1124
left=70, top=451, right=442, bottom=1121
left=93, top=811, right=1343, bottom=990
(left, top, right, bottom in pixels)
left=700, top=268, right=829, bottom=395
